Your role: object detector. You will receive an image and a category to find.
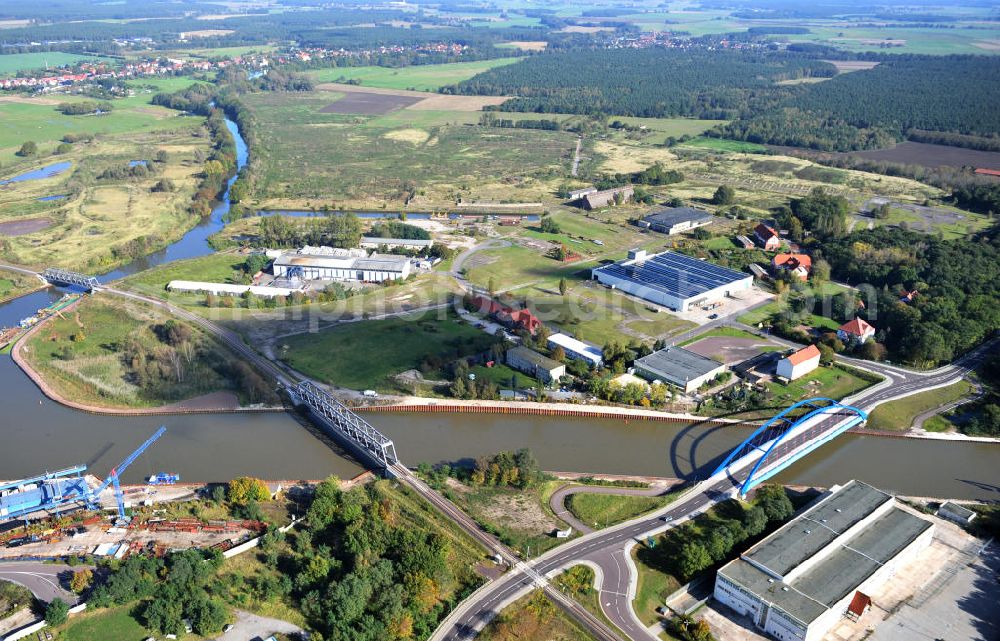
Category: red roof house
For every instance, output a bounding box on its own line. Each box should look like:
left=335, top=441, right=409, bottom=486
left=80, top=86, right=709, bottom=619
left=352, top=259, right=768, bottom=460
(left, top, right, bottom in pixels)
left=754, top=223, right=781, bottom=251
left=772, top=253, right=812, bottom=281
left=470, top=295, right=542, bottom=335
left=838, top=318, right=876, bottom=343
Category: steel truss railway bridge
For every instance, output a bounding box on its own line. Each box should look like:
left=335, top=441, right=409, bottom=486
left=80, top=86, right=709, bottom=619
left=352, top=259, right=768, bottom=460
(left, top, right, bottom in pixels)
left=41, top=267, right=101, bottom=291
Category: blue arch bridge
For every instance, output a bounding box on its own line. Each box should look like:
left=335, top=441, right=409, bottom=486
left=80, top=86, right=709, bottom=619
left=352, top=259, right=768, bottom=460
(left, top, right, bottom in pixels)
left=711, top=397, right=868, bottom=498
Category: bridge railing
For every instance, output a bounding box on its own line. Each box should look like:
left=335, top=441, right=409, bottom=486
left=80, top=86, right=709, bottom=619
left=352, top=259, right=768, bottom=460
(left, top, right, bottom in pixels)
left=41, top=267, right=100, bottom=290
left=291, top=381, right=399, bottom=470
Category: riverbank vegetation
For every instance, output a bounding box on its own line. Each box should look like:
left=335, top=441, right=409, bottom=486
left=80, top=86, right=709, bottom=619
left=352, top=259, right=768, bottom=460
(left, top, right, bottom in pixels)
left=0, top=99, right=217, bottom=271
left=0, top=271, right=43, bottom=302
left=22, top=296, right=276, bottom=409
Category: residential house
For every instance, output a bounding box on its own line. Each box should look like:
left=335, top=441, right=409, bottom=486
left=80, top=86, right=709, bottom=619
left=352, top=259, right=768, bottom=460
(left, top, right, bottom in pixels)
left=772, top=253, right=812, bottom=281
left=470, top=295, right=542, bottom=335
left=753, top=223, right=781, bottom=251
left=838, top=318, right=876, bottom=344
left=776, top=344, right=821, bottom=381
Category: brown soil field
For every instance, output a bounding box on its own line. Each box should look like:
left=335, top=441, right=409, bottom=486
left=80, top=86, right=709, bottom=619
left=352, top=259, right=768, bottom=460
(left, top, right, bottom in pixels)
left=316, top=82, right=509, bottom=112
left=319, top=91, right=423, bottom=115
left=848, top=141, right=1000, bottom=170
left=0, top=217, right=53, bottom=236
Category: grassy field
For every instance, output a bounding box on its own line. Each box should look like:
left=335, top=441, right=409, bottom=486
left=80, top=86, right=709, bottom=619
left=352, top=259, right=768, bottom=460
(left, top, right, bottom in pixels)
left=0, top=77, right=206, bottom=158
left=567, top=492, right=672, bottom=529
left=0, top=52, right=115, bottom=76
left=765, top=364, right=873, bottom=405
left=470, top=362, right=538, bottom=389
left=280, top=309, right=497, bottom=391
left=867, top=380, right=974, bottom=432
left=306, top=58, right=522, bottom=91
left=122, top=253, right=248, bottom=298
left=682, top=137, right=767, bottom=153
left=679, top=326, right=760, bottom=346
left=241, top=90, right=576, bottom=209
left=23, top=296, right=242, bottom=408
left=57, top=605, right=154, bottom=641
left=0, top=579, right=31, bottom=620
left=478, top=590, right=597, bottom=641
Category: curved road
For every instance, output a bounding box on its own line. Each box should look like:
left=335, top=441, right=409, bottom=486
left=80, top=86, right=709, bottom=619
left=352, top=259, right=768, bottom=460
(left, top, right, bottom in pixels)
left=432, top=338, right=997, bottom=641
left=549, top=482, right=682, bottom=535
left=0, top=562, right=79, bottom=605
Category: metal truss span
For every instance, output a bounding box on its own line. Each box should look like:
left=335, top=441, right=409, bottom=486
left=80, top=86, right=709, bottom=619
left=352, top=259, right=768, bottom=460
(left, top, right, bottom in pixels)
left=712, top=397, right=867, bottom=496
left=42, top=267, right=101, bottom=290
left=292, top=381, right=399, bottom=471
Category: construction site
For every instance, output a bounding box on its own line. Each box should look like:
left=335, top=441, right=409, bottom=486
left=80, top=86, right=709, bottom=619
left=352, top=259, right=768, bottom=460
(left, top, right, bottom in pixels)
left=0, top=428, right=266, bottom=561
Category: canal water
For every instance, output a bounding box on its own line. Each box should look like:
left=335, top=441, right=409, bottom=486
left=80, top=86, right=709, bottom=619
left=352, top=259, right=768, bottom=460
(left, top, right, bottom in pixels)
left=0, top=119, right=998, bottom=499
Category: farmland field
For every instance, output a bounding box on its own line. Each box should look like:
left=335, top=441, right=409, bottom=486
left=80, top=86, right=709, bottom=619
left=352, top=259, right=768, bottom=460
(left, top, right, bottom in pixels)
left=843, top=141, right=1000, bottom=170
left=0, top=52, right=115, bottom=76
left=683, top=137, right=767, bottom=153
left=241, top=91, right=577, bottom=209
left=305, top=58, right=522, bottom=91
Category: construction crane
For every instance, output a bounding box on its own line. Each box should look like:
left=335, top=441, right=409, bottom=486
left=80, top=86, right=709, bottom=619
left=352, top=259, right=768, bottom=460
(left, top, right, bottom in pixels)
left=90, top=426, right=167, bottom=523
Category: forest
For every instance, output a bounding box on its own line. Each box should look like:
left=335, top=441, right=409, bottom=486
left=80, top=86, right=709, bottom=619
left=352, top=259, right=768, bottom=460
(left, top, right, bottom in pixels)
left=444, top=49, right=835, bottom=119
left=450, top=49, right=999, bottom=151
left=819, top=225, right=1000, bottom=366
left=718, top=56, right=1000, bottom=150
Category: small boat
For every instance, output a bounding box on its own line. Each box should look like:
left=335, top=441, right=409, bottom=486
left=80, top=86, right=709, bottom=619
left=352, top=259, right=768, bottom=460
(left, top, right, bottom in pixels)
left=147, top=473, right=180, bottom=485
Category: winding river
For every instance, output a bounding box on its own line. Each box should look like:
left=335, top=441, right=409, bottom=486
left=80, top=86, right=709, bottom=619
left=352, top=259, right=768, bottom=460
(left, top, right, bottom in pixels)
left=0, top=118, right=998, bottom=499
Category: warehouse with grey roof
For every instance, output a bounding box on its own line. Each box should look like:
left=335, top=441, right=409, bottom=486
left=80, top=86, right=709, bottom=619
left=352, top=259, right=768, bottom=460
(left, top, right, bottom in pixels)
left=714, top=480, right=933, bottom=641
left=632, top=346, right=726, bottom=393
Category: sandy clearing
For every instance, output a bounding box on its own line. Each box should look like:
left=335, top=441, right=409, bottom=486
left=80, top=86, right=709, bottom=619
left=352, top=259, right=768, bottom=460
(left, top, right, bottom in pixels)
left=503, top=41, right=548, bottom=51
left=383, top=128, right=431, bottom=144
left=180, top=29, right=235, bottom=38
left=823, top=60, right=881, bottom=73
left=973, top=40, right=1000, bottom=51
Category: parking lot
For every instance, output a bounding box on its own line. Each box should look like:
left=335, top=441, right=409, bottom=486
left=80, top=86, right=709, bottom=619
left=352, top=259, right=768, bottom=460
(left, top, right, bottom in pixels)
left=672, top=287, right=773, bottom=325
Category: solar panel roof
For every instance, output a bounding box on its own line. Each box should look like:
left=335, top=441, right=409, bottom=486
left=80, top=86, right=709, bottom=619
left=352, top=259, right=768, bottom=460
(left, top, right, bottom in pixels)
left=593, top=251, right=749, bottom=301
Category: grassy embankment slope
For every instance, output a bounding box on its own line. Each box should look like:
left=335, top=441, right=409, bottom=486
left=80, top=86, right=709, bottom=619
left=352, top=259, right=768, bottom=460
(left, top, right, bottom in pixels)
left=867, top=379, right=974, bottom=432
left=0, top=78, right=215, bottom=271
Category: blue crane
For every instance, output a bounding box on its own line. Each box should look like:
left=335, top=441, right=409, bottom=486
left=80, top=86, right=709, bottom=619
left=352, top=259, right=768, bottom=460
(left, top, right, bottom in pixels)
left=89, top=426, right=167, bottom=522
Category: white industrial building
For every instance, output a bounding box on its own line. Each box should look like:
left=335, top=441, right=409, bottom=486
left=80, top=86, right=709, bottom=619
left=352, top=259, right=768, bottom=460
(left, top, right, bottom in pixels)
left=592, top=250, right=753, bottom=312
left=272, top=245, right=411, bottom=283
left=714, top=480, right=933, bottom=641
left=776, top=345, right=821, bottom=381
left=167, top=280, right=299, bottom=298
left=547, top=333, right=603, bottom=368
left=359, top=236, right=433, bottom=251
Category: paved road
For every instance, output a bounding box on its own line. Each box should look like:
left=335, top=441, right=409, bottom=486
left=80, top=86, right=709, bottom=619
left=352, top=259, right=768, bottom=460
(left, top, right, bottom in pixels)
left=549, top=483, right=681, bottom=535
left=432, top=337, right=998, bottom=641
left=0, top=562, right=79, bottom=604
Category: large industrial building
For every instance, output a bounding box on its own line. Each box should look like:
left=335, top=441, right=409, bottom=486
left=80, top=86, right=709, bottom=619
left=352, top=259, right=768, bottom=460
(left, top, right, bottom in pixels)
left=592, top=250, right=753, bottom=312
left=714, top=480, right=934, bottom=641
left=273, top=245, right=411, bottom=283
left=637, top=207, right=714, bottom=235
left=632, top=346, right=726, bottom=393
